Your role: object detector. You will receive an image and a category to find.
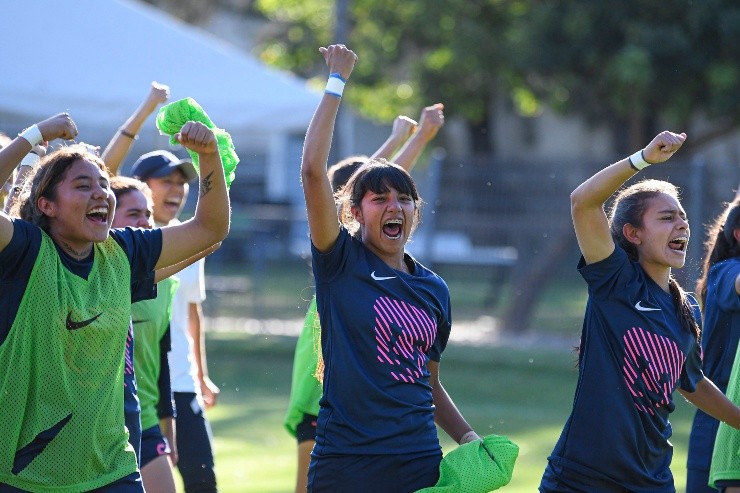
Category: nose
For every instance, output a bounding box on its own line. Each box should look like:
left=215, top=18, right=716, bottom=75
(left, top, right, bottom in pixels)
left=678, top=216, right=689, bottom=230
left=387, top=194, right=402, bottom=211
left=92, top=182, right=108, bottom=199
left=136, top=216, right=150, bottom=228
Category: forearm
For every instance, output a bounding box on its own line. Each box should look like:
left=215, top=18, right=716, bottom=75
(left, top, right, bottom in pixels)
left=571, top=158, right=636, bottom=211
left=102, top=88, right=166, bottom=174
left=391, top=132, right=432, bottom=172
left=432, top=380, right=476, bottom=444
left=191, top=151, right=230, bottom=240
left=681, top=379, right=740, bottom=430
left=188, top=303, right=208, bottom=380
left=302, top=94, right=341, bottom=182
left=0, top=138, right=33, bottom=187
left=370, top=133, right=407, bottom=161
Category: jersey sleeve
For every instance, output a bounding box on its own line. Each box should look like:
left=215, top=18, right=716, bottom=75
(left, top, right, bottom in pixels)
left=311, top=227, right=352, bottom=283
left=679, top=339, right=705, bottom=392
left=110, top=227, right=162, bottom=303
left=711, top=261, right=740, bottom=312
left=578, top=246, right=635, bottom=300
left=429, top=283, right=452, bottom=362
left=0, top=219, right=40, bottom=282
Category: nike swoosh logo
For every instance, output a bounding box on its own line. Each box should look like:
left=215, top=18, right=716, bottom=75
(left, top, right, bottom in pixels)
left=635, top=301, right=661, bottom=312
left=66, top=312, right=102, bottom=331
left=371, top=271, right=397, bottom=281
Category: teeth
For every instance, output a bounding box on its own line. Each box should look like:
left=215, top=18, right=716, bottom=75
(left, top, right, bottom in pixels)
left=88, top=207, right=108, bottom=214
left=385, top=218, right=402, bottom=225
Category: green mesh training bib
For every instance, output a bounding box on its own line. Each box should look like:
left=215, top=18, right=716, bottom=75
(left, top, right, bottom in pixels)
left=132, top=276, right=178, bottom=430
left=710, top=341, right=740, bottom=487
left=0, top=232, right=137, bottom=492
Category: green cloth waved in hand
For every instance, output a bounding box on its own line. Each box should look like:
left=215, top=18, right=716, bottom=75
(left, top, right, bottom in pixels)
left=156, top=97, right=239, bottom=188
left=415, top=434, right=519, bottom=493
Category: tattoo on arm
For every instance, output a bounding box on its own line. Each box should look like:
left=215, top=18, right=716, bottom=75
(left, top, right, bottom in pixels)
left=199, top=171, right=214, bottom=198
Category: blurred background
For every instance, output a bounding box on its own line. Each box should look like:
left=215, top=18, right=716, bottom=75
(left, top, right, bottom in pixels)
left=2, top=0, right=739, bottom=491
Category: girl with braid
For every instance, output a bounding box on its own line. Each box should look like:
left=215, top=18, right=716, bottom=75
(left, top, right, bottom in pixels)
left=540, top=131, right=740, bottom=492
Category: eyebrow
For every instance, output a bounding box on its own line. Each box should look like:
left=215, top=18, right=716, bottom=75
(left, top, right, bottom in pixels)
left=657, top=208, right=686, bottom=216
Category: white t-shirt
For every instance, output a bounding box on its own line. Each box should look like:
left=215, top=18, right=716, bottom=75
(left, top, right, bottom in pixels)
left=168, top=258, right=206, bottom=393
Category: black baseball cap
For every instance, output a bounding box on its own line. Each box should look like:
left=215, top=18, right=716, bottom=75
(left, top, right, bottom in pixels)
left=129, top=150, right=197, bottom=182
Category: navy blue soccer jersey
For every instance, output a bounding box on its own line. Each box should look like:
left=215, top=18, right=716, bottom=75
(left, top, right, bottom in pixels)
left=688, top=258, right=740, bottom=473
left=542, top=246, right=704, bottom=492
left=311, top=228, right=451, bottom=456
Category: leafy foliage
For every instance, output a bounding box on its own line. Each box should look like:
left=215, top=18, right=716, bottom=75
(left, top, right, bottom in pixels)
left=255, top=0, right=740, bottom=143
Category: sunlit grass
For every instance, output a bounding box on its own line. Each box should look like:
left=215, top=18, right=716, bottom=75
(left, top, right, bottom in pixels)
left=177, top=332, right=697, bottom=493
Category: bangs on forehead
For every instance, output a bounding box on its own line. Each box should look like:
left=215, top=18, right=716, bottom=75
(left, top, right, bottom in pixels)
left=361, top=165, right=416, bottom=198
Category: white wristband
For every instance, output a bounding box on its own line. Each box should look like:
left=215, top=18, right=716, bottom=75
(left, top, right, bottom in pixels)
left=459, top=430, right=481, bottom=444
left=628, top=149, right=652, bottom=171
left=325, top=73, right=346, bottom=98
left=18, top=124, right=43, bottom=147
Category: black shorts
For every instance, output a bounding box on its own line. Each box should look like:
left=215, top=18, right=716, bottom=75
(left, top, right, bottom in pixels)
left=296, top=413, right=318, bottom=444
left=716, top=480, right=740, bottom=492
left=307, top=451, right=441, bottom=493
left=140, top=425, right=170, bottom=468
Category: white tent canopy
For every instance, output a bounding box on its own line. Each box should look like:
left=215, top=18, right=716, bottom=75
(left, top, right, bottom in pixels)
left=0, top=0, right=320, bottom=134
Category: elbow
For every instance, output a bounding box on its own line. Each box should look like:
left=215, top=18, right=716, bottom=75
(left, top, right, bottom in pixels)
left=570, top=187, right=588, bottom=215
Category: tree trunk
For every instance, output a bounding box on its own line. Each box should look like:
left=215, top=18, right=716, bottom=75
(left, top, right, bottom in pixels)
left=501, top=222, right=576, bottom=333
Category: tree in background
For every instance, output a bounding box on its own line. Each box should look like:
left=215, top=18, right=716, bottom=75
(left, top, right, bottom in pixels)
left=144, top=0, right=740, bottom=332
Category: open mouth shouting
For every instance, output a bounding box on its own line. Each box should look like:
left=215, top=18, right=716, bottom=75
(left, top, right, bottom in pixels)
left=382, top=218, right=403, bottom=240
left=86, top=206, right=109, bottom=224
left=668, top=236, right=688, bottom=253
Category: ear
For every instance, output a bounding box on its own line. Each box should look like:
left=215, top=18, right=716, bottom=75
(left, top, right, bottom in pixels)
left=37, top=196, right=57, bottom=218
left=622, top=223, right=642, bottom=245
left=733, top=228, right=740, bottom=244
left=351, top=205, right=364, bottom=225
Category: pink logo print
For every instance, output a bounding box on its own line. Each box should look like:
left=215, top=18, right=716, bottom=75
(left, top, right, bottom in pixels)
left=622, top=326, right=685, bottom=415
left=374, top=296, right=437, bottom=383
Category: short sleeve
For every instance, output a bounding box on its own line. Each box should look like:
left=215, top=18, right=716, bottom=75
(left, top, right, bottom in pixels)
left=710, top=261, right=740, bottom=312
left=679, top=339, right=705, bottom=393
left=311, top=228, right=352, bottom=284
left=110, top=227, right=162, bottom=303
left=578, top=246, right=635, bottom=300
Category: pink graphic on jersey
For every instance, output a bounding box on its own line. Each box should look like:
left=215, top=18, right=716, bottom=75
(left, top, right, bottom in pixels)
left=622, top=326, right=685, bottom=415
left=124, top=324, right=134, bottom=380
left=374, top=296, right=437, bottom=383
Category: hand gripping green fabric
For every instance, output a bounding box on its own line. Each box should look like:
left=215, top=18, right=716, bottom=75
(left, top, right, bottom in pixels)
left=155, top=97, right=239, bottom=189
left=415, top=434, right=519, bottom=493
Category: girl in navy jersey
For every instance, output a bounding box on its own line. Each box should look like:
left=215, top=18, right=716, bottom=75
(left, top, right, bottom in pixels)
left=687, top=198, right=740, bottom=493
left=539, top=131, right=740, bottom=492
left=301, top=44, right=479, bottom=493
left=0, top=114, right=229, bottom=493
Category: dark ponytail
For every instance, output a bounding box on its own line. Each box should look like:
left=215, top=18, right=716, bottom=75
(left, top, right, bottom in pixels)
left=668, top=276, right=701, bottom=344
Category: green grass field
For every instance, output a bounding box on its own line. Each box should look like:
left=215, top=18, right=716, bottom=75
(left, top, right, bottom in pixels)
left=181, top=331, right=699, bottom=493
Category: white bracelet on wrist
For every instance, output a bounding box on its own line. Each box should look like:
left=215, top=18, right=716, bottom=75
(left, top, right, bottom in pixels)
left=628, top=149, right=652, bottom=171
left=18, top=124, right=43, bottom=147
left=459, top=430, right=481, bottom=444
left=325, top=73, right=346, bottom=98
